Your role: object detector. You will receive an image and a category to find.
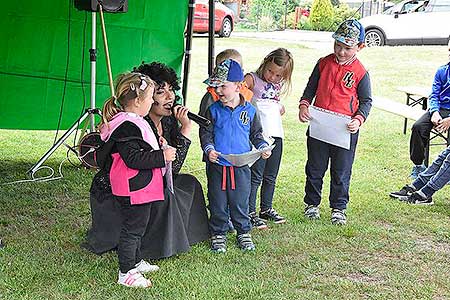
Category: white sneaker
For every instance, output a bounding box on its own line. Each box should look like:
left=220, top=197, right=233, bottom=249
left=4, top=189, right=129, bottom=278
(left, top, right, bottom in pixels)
left=135, top=259, right=160, bottom=273
left=331, top=209, right=347, bottom=225
left=304, top=205, right=320, bottom=219
left=117, top=268, right=152, bottom=288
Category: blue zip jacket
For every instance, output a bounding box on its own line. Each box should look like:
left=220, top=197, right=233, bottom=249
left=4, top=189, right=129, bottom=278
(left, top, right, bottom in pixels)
left=428, top=62, right=450, bottom=114
left=199, top=97, right=268, bottom=166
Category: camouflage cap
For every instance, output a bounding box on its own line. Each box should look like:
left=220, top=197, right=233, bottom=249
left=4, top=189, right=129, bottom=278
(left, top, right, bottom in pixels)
left=332, top=19, right=365, bottom=47
left=203, top=59, right=244, bottom=87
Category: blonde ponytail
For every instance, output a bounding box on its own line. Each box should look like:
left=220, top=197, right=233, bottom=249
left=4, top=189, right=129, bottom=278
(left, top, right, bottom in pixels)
left=98, top=73, right=154, bottom=129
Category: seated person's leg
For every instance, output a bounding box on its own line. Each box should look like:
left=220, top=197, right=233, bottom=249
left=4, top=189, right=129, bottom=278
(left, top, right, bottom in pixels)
left=410, top=112, right=433, bottom=178
left=391, top=146, right=450, bottom=205
left=417, top=146, right=450, bottom=198
left=414, top=145, right=450, bottom=189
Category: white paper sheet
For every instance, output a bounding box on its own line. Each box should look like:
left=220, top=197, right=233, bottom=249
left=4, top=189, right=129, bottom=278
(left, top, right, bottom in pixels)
left=161, top=145, right=174, bottom=193
left=219, top=145, right=276, bottom=167
left=255, top=100, right=284, bottom=139
left=309, top=106, right=351, bottom=150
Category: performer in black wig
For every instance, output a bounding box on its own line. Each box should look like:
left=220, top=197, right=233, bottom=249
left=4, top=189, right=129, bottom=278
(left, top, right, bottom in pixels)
left=84, top=62, right=209, bottom=259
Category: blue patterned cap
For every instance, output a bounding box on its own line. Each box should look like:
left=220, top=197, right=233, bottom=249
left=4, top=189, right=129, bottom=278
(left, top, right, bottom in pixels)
left=332, top=19, right=365, bottom=47
left=203, top=59, right=244, bottom=87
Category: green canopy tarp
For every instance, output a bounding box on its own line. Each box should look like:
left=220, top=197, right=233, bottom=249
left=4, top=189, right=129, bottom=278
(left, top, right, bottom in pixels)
left=0, top=0, right=187, bottom=130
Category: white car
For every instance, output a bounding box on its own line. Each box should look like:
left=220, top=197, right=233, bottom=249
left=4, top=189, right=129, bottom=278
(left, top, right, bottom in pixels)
left=359, top=0, right=450, bottom=46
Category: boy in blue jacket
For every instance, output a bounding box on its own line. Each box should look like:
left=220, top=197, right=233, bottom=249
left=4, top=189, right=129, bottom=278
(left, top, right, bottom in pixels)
left=200, top=59, right=271, bottom=253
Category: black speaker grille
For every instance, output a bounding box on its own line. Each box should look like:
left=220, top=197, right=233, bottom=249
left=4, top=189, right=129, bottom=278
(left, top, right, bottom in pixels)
left=74, top=0, right=128, bottom=13
left=98, top=0, right=126, bottom=12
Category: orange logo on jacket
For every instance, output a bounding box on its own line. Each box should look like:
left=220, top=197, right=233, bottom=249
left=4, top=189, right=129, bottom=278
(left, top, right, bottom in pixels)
left=342, top=71, right=355, bottom=88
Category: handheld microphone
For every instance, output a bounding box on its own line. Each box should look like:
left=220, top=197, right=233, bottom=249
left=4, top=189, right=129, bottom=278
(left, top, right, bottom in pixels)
left=172, top=103, right=211, bottom=127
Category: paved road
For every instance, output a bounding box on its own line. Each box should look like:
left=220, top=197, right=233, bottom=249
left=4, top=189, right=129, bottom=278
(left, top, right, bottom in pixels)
left=231, top=29, right=334, bottom=50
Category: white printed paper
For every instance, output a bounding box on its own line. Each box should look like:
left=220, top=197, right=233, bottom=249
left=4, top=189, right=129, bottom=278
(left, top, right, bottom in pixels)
left=255, top=100, right=284, bottom=139
left=161, top=144, right=174, bottom=193
left=220, top=145, right=275, bottom=167
left=309, top=106, right=351, bottom=150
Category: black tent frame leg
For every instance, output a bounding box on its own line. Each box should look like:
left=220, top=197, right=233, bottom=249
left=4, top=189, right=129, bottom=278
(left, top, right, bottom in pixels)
left=208, top=0, right=215, bottom=76
left=182, top=0, right=195, bottom=105
left=182, top=0, right=215, bottom=104
left=27, top=108, right=101, bottom=177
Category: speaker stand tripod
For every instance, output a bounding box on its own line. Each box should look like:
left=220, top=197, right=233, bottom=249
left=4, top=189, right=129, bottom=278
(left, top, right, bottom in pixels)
left=28, top=8, right=113, bottom=177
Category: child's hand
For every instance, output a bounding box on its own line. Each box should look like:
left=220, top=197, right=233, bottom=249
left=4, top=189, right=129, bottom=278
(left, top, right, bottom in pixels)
left=208, top=150, right=220, bottom=163
left=436, top=117, right=450, bottom=133
left=159, top=136, right=168, bottom=147
left=279, top=103, right=286, bottom=116
left=299, top=105, right=311, bottom=122
left=347, top=119, right=360, bottom=133
left=163, top=146, right=177, bottom=162
left=431, top=111, right=443, bottom=126
left=261, top=149, right=272, bottom=159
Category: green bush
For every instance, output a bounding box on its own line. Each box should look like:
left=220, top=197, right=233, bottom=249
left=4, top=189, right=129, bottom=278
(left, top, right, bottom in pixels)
left=249, top=0, right=299, bottom=30
left=298, top=0, right=313, bottom=10
left=258, top=15, right=276, bottom=31
left=309, top=0, right=334, bottom=31
left=332, top=3, right=361, bottom=31
left=297, top=15, right=313, bottom=30
left=286, top=11, right=297, bottom=29
left=234, top=21, right=257, bottom=31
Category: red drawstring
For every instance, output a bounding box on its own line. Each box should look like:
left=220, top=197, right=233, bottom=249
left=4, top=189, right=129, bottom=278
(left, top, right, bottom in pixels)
left=230, top=166, right=235, bottom=190
left=222, top=166, right=226, bottom=191
left=221, top=166, right=236, bottom=191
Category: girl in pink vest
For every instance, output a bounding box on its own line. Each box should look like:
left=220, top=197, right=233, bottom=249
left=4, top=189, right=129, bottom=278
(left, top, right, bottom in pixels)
left=98, top=72, right=176, bottom=288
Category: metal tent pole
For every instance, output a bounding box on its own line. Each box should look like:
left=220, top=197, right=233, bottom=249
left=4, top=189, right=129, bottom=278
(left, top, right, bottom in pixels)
left=89, top=11, right=97, bottom=130
left=208, top=0, right=215, bottom=76
left=182, top=0, right=195, bottom=105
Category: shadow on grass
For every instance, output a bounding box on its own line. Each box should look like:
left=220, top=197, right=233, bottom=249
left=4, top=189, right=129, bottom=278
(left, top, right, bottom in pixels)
left=0, top=160, right=34, bottom=183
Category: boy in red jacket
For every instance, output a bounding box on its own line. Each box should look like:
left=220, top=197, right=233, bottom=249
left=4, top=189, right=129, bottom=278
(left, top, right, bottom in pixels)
left=298, top=19, right=372, bottom=225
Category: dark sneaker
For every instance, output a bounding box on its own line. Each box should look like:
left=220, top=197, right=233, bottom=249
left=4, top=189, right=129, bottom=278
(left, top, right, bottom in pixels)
left=210, top=235, right=227, bottom=253
left=410, top=164, right=426, bottom=180
left=237, top=233, right=255, bottom=251
left=304, top=205, right=320, bottom=220
left=259, top=208, right=286, bottom=224
left=390, top=185, right=416, bottom=201
left=331, top=209, right=347, bottom=225
left=249, top=212, right=268, bottom=230
left=406, top=192, right=434, bottom=205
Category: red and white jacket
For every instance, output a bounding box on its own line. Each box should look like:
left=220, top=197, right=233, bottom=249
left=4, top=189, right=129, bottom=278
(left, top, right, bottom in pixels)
left=300, top=54, right=372, bottom=126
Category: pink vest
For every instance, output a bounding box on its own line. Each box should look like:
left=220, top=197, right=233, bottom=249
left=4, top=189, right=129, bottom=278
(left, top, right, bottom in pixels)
left=101, top=112, right=164, bottom=205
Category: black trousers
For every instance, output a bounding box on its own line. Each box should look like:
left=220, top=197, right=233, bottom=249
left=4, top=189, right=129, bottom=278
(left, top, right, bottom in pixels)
left=116, top=197, right=152, bottom=273
left=304, top=133, right=359, bottom=210
left=410, top=108, right=450, bottom=165
left=249, top=137, right=283, bottom=213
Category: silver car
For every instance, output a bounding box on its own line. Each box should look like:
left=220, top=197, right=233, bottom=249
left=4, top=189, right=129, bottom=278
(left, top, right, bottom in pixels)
left=359, top=0, right=450, bottom=46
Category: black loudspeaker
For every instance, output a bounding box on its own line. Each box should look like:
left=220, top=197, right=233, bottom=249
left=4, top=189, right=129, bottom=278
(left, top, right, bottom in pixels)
left=74, top=0, right=128, bottom=12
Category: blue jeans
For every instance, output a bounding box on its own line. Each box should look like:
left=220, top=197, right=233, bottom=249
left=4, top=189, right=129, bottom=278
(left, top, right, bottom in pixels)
left=207, top=163, right=251, bottom=235
left=249, top=137, right=283, bottom=213
left=304, top=133, right=358, bottom=210
left=412, top=145, right=450, bottom=197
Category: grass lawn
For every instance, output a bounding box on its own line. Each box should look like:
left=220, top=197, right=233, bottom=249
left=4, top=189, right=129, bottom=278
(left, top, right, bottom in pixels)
left=1, top=36, right=450, bottom=299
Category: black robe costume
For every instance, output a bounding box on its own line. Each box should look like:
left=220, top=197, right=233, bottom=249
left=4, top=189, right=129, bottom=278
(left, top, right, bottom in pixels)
left=83, top=115, right=210, bottom=259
